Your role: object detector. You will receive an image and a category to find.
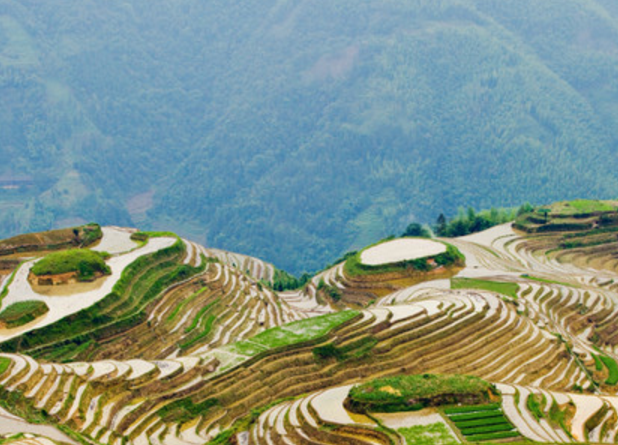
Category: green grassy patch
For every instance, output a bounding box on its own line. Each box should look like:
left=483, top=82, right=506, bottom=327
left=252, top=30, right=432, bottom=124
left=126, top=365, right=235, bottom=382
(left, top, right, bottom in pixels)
left=451, top=278, right=519, bottom=299
left=131, top=231, right=178, bottom=239
left=224, top=310, right=359, bottom=357
left=599, top=355, right=618, bottom=385
left=0, top=357, right=10, bottom=375
left=31, top=249, right=110, bottom=281
left=398, top=423, right=458, bottom=445
left=520, top=274, right=574, bottom=288
left=514, top=200, right=618, bottom=234
left=224, top=340, right=269, bottom=357
left=252, top=310, right=359, bottom=348
left=566, top=199, right=616, bottom=213
left=348, top=374, right=493, bottom=413
left=0, top=300, right=49, bottom=328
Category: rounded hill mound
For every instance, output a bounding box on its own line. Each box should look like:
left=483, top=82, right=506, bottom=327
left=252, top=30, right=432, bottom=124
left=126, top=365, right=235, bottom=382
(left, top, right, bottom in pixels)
left=30, top=249, right=111, bottom=285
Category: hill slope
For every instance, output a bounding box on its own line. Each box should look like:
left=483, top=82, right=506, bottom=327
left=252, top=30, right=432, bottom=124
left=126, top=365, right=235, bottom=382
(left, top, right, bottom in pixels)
left=4, top=202, right=618, bottom=444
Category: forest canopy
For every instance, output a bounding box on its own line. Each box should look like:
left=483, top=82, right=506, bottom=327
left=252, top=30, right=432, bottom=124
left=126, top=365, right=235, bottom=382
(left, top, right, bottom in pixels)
left=1, top=1, right=618, bottom=273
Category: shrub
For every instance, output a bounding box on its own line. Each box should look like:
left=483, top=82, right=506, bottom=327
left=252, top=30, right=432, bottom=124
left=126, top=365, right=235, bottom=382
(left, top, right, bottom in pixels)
left=317, top=279, right=342, bottom=301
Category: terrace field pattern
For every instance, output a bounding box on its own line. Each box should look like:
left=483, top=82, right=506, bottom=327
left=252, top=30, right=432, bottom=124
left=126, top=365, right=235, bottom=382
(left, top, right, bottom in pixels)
left=2, top=202, right=618, bottom=445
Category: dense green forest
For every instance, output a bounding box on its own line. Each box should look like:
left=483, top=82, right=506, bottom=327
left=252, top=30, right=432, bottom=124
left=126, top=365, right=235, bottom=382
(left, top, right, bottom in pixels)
left=1, top=0, right=618, bottom=273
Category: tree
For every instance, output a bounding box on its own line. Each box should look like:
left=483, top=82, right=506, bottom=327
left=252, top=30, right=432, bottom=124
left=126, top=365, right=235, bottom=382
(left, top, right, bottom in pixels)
left=538, top=208, right=550, bottom=223
left=435, top=214, right=447, bottom=237
left=517, top=203, right=534, bottom=216
left=402, top=222, right=431, bottom=238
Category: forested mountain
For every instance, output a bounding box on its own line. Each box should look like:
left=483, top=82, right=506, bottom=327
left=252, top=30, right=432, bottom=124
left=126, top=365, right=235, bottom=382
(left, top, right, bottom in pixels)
left=2, top=0, right=618, bottom=273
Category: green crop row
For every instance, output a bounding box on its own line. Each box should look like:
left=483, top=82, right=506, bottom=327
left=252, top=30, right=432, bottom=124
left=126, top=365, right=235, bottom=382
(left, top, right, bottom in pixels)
left=443, top=403, right=501, bottom=414
left=453, top=415, right=511, bottom=428
left=179, top=315, right=217, bottom=350
left=464, top=430, right=519, bottom=441
left=447, top=410, right=504, bottom=422
left=451, top=278, right=519, bottom=299
left=167, top=286, right=208, bottom=322
left=185, top=299, right=219, bottom=333
left=459, top=423, right=514, bottom=435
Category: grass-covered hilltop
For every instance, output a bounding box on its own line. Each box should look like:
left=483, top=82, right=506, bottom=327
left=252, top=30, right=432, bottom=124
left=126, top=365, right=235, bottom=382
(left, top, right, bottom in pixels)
left=347, top=374, right=496, bottom=412
left=5, top=199, right=618, bottom=445
left=31, top=249, right=111, bottom=283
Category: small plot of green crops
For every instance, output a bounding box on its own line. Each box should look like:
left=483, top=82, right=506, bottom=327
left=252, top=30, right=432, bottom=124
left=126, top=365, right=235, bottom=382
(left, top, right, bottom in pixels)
left=224, top=310, right=359, bottom=356
left=451, top=278, right=519, bottom=299
left=444, top=403, right=519, bottom=442
left=398, top=423, right=458, bottom=445
left=561, top=199, right=616, bottom=214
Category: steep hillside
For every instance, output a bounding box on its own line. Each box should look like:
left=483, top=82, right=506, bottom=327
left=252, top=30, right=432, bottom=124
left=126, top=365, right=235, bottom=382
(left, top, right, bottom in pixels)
left=2, top=1, right=618, bottom=272
left=4, top=201, right=618, bottom=444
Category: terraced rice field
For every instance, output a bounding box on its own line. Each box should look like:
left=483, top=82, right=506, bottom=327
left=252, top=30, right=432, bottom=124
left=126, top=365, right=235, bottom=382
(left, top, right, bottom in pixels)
left=360, top=238, right=447, bottom=265
left=4, top=212, right=618, bottom=444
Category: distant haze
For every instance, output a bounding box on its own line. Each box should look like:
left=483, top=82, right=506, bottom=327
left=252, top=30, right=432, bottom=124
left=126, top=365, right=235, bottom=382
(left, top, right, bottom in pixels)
left=1, top=0, right=618, bottom=273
